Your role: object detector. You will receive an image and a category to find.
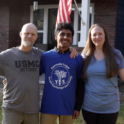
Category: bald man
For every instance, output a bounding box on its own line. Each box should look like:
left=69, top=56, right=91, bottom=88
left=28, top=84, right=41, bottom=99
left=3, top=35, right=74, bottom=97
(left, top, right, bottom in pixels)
left=0, top=23, right=77, bottom=124
left=0, top=23, right=43, bottom=124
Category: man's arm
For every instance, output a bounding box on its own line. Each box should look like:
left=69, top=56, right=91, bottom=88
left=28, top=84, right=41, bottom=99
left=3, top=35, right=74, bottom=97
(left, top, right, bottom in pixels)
left=69, top=47, right=78, bottom=58
left=73, top=78, right=85, bottom=119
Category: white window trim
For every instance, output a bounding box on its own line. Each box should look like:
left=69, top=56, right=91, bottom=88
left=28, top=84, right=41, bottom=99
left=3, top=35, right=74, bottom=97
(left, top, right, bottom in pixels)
left=90, top=3, right=94, bottom=26
left=30, top=3, right=94, bottom=45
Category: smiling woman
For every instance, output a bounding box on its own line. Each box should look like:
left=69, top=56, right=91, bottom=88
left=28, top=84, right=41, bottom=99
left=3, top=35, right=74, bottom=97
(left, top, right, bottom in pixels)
left=81, top=23, right=124, bottom=124
left=90, top=26, right=105, bottom=48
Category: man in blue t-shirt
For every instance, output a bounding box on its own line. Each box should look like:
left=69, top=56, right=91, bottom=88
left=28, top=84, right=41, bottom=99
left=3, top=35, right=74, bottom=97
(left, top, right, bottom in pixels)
left=40, top=22, right=85, bottom=124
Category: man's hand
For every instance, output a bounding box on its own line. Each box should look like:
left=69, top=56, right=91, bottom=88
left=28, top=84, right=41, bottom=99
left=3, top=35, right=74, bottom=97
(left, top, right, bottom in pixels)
left=69, top=47, right=78, bottom=58
left=72, top=110, right=80, bottom=119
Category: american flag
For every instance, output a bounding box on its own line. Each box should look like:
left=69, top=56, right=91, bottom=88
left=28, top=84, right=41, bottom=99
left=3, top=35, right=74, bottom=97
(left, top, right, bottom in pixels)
left=56, top=0, right=72, bottom=27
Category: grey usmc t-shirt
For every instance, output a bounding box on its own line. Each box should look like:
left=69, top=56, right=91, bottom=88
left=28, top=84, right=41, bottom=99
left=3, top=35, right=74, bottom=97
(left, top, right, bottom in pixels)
left=0, top=47, right=43, bottom=113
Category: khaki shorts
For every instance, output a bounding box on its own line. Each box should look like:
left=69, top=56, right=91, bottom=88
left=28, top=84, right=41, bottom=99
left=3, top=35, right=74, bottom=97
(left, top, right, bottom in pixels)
left=2, top=108, right=39, bottom=124
left=40, top=113, right=73, bottom=124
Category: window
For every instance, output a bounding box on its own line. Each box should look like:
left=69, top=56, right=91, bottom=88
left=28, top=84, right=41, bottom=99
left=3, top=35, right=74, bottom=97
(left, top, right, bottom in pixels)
left=30, top=4, right=94, bottom=50
left=33, top=9, right=44, bottom=45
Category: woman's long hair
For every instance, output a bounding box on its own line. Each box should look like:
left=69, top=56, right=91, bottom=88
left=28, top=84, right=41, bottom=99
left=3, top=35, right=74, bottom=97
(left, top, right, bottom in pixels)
left=82, top=24, right=119, bottom=80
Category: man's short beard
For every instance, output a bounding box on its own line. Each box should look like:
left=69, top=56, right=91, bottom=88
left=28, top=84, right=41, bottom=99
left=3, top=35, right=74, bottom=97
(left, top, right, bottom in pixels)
left=23, top=41, right=33, bottom=47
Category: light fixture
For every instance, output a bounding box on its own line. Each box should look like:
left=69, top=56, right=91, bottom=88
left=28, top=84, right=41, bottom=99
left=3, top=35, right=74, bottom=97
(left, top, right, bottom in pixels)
left=33, top=1, right=38, bottom=11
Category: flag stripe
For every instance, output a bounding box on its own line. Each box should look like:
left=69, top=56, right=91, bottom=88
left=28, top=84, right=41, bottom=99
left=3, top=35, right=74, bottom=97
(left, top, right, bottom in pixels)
left=56, top=0, right=72, bottom=27
left=63, top=0, right=69, bottom=22
left=60, top=0, right=64, bottom=22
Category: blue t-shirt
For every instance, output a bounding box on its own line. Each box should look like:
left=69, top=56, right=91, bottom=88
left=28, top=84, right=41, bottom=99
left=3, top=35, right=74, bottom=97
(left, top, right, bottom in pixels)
left=82, top=49, right=124, bottom=113
left=40, top=49, right=83, bottom=115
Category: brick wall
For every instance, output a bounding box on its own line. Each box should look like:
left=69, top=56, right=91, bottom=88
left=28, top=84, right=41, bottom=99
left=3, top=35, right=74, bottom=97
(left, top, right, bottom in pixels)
left=0, top=0, right=32, bottom=51
left=0, top=0, right=118, bottom=52
left=0, top=0, right=9, bottom=52
left=9, top=0, right=32, bottom=48
left=91, top=0, right=117, bottom=47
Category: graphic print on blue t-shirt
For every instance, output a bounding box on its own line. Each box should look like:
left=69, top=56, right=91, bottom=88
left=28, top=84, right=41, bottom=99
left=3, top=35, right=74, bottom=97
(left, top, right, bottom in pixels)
left=49, top=63, right=73, bottom=90
left=40, top=49, right=83, bottom=115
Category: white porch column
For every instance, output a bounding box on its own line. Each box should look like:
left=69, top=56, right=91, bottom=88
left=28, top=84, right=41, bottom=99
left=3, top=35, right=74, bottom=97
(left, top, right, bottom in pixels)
left=78, top=0, right=90, bottom=47
left=73, top=8, right=78, bottom=45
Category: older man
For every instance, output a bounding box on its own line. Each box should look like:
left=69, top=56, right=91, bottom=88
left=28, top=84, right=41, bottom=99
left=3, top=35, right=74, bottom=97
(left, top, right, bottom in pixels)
left=0, top=23, right=43, bottom=124
left=1, top=23, right=77, bottom=124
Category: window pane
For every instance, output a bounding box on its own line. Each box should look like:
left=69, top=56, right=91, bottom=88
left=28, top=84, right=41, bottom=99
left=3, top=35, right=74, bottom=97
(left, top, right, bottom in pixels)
left=70, top=8, right=74, bottom=26
left=34, top=33, right=43, bottom=45
left=70, top=9, right=74, bottom=44
left=77, top=33, right=80, bottom=41
left=33, top=9, right=44, bottom=30
left=78, top=12, right=81, bottom=31
left=78, top=7, right=93, bottom=30
left=48, top=9, right=57, bottom=46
